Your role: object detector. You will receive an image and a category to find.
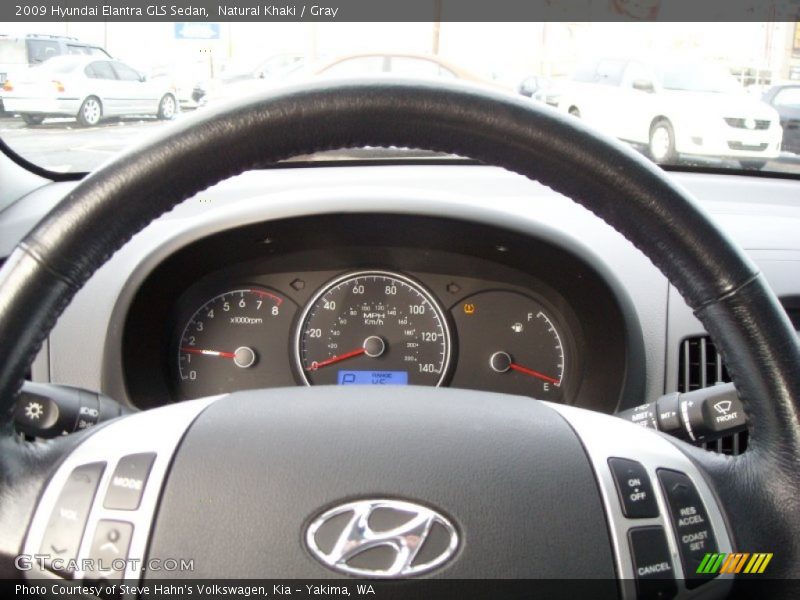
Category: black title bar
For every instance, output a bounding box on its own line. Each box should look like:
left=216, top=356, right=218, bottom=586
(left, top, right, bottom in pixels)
left=4, top=0, right=800, bottom=23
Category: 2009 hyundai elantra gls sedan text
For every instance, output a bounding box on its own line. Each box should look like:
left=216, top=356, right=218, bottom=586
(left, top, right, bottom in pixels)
left=0, top=18, right=798, bottom=600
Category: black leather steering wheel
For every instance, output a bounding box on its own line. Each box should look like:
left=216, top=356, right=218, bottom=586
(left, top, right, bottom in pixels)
left=1, top=81, right=799, bottom=594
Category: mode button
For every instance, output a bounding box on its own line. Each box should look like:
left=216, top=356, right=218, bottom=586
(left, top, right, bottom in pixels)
left=103, top=453, right=156, bottom=511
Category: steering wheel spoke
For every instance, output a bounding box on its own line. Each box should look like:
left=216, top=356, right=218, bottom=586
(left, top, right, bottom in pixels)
left=16, top=388, right=736, bottom=599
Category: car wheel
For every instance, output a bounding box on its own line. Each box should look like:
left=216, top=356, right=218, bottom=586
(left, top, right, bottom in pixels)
left=648, top=119, right=677, bottom=163
left=568, top=106, right=580, bottom=118
left=20, top=114, right=44, bottom=126
left=157, top=94, right=177, bottom=120
left=77, top=96, right=102, bottom=127
left=738, top=160, right=768, bottom=170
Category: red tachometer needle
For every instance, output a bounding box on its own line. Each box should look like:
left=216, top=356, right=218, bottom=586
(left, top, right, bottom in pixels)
left=181, top=347, right=236, bottom=359
left=509, top=363, right=561, bottom=385
left=307, top=347, right=366, bottom=371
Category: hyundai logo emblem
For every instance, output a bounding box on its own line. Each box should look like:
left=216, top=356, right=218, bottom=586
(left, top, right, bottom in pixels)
left=305, top=499, right=459, bottom=577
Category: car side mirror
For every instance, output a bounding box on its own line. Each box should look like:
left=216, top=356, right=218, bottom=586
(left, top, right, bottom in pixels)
left=633, top=79, right=655, bottom=93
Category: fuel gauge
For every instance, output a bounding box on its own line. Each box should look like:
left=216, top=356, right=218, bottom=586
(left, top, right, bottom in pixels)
left=450, top=290, right=568, bottom=401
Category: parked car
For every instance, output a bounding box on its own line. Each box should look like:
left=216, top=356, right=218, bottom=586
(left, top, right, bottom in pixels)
left=1, top=55, right=177, bottom=127
left=310, top=52, right=493, bottom=85
left=556, top=58, right=782, bottom=169
left=200, top=52, right=499, bottom=107
left=518, top=75, right=562, bottom=106
left=192, top=53, right=305, bottom=105
left=0, top=34, right=111, bottom=114
left=762, top=83, right=800, bottom=154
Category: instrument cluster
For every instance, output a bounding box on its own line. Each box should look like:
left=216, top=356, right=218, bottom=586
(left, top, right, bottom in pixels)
left=173, top=268, right=572, bottom=402
left=120, top=214, right=639, bottom=414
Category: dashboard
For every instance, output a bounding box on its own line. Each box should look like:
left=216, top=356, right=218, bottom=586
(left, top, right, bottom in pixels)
left=121, top=213, right=638, bottom=412
left=2, top=163, right=798, bottom=423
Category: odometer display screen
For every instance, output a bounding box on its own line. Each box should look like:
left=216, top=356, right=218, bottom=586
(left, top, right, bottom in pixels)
left=337, top=370, right=409, bottom=385
left=296, top=271, right=451, bottom=386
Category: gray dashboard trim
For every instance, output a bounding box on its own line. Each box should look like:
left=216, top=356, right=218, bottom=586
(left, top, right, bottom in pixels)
left=74, top=180, right=650, bottom=408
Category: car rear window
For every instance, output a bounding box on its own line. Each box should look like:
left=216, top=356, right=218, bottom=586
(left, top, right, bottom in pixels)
left=26, top=39, right=61, bottom=64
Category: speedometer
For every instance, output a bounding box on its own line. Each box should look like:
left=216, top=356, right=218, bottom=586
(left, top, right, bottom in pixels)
left=296, top=271, right=451, bottom=386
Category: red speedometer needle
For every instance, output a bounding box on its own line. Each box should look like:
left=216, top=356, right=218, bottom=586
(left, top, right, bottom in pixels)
left=181, top=347, right=236, bottom=359
left=307, top=347, right=366, bottom=371
left=509, top=363, right=561, bottom=385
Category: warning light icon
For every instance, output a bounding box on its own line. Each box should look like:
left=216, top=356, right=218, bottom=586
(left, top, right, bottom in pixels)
left=463, top=303, right=476, bottom=315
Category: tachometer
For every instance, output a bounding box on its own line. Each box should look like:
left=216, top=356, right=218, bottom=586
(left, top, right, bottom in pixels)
left=296, top=271, right=451, bottom=386
left=176, top=287, right=296, bottom=399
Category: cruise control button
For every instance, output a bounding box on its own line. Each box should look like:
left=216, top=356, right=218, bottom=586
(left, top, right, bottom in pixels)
left=608, top=458, right=659, bottom=518
left=103, top=453, right=156, bottom=510
left=40, top=462, right=105, bottom=575
left=85, top=520, right=133, bottom=581
left=628, top=526, right=678, bottom=599
left=658, top=469, right=719, bottom=589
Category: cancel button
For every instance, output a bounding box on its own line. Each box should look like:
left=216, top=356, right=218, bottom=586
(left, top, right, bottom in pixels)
left=628, top=526, right=678, bottom=599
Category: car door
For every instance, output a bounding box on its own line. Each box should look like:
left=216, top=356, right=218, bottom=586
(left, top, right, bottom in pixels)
left=85, top=60, right=121, bottom=115
left=110, top=61, right=153, bottom=115
left=616, top=61, right=659, bottom=143
left=571, top=59, right=627, bottom=138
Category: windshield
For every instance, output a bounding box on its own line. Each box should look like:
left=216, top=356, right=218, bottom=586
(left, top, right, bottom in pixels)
left=773, top=87, right=800, bottom=107
left=659, top=63, right=744, bottom=94
left=0, top=22, right=797, bottom=175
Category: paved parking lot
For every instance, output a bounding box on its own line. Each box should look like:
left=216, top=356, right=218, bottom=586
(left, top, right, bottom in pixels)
left=0, top=116, right=185, bottom=173
left=2, top=114, right=800, bottom=175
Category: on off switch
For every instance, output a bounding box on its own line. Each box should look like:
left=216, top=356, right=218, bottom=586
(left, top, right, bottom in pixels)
left=609, top=458, right=659, bottom=518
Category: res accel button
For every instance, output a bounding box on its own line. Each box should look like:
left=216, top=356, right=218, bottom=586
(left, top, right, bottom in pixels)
left=608, top=457, right=659, bottom=518
left=628, top=526, right=678, bottom=600
left=103, top=453, right=156, bottom=510
left=658, top=469, right=719, bottom=589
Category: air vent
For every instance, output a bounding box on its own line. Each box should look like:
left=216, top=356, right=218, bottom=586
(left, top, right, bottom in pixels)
left=678, top=335, right=748, bottom=455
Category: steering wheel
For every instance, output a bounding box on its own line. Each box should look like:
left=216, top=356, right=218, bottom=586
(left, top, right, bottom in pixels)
left=1, top=81, right=798, bottom=597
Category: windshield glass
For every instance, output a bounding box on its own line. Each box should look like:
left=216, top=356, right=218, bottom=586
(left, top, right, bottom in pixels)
left=773, top=87, right=800, bottom=107
left=659, top=63, right=744, bottom=94
left=0, top=22, right=797, bottom=175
